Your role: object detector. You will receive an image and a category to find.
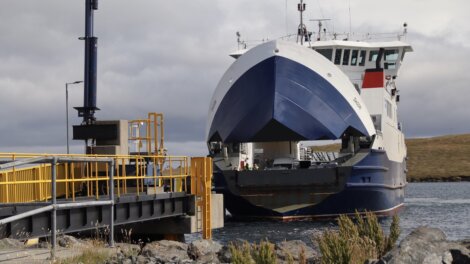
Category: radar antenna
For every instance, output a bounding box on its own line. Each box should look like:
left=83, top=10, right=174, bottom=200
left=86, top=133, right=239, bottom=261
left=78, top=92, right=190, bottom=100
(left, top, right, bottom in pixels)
left=236, top=31, right=246, bottom=50
left=310, top=18, right=331, bottom=41
left=398, top=22, right=408, bottom=40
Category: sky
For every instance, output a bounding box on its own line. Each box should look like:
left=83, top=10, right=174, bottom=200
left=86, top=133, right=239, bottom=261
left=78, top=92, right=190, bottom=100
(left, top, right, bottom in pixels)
left=0, top=0, right=469, bottom=156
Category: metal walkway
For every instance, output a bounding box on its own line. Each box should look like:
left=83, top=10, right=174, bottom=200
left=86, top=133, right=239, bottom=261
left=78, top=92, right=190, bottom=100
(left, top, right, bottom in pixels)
left=0, top=153, right=212, bottom=258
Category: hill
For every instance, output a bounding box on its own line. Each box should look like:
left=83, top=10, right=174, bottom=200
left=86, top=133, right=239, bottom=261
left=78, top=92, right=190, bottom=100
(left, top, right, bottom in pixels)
left=309, top=134, right=470, bottom=182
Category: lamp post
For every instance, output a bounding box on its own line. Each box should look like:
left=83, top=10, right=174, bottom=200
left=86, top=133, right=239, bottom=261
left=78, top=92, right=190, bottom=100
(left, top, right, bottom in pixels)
left=66, top=81, right=83, bottom=154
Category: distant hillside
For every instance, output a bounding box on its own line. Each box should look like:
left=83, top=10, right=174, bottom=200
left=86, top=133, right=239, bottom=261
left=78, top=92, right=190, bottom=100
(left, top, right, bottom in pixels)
left=406, top=134, right=470, bottom=181
left=309, top=134, right=470, bottom=181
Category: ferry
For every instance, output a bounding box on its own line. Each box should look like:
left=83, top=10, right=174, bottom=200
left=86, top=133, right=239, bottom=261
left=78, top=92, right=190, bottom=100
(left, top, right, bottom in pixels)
left=206, top=1, right=412, bottom=219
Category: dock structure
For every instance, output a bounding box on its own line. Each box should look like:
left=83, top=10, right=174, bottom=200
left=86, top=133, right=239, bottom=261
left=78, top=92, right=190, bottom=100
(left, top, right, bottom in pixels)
left=0, top=114, right=223, bottom=259
left=0, top=152, right=220, bottom=257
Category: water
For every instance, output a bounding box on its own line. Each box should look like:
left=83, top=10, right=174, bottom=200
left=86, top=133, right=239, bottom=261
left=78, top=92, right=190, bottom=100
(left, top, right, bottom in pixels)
left=400, top=182, right=470, bottom=241
left=188, top=182, right=470, bottom=244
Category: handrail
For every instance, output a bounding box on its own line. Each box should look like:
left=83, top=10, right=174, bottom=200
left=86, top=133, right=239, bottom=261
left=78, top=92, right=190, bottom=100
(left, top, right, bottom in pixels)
left=0, top=156, right=116, bottom=260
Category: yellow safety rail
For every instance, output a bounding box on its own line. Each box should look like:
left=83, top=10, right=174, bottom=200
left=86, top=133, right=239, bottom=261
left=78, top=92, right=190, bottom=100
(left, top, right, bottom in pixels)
left=0, top=153, right=189, bottom=203
left=128, top=113, right=165, bottom=155
left=191, top=157, right=213, bottom=239
left=0, top=153, right=212, bottom=239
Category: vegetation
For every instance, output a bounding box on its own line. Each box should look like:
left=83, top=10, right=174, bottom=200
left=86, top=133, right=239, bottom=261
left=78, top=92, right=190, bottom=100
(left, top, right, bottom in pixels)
left=229, top=239, right=313, bottom=264
left=317, top=211, right=400, bottom=264
left=229, top=241, right=256, bottom=264
left=406, top=134, right=470, bottom=181
left=58, top=248, right=111, bottom=264
left=252, top=239, right=277, bottom=264
left=310, top=133, right=470, bottom=181
left=229, top=239, right=278, bottom=264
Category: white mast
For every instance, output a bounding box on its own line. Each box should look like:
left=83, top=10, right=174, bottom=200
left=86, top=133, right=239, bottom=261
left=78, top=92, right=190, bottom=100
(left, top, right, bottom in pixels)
left=296, top=0, right=307, bottom=44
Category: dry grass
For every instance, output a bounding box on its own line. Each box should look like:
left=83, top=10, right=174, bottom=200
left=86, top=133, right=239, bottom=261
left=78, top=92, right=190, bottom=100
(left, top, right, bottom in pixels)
left=309, top=134, right=470, bottom=181
left=229, top=241, right=256, bottom=264
left=317, top=211, right=400, bottom=264
left=406, top=134, right=470, bottom=180
left=229, top=239, right=278, bottom=264
left=58, top=248, right=111, bottom=264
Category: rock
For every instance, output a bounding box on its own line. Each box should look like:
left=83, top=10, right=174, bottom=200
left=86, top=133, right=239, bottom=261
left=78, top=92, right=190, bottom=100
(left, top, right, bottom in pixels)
left=137, top=255, right=155, bottom=264
left=106, top=243, right=141, bottom=264
left=217, top=245, right=232, bottom=263
left=380, top=226, right=470, bottom=264
left=58, top=235, right=85, bottom=248
left=121, top=259, right=133, bottom=264
left=188, top=239, right=222, bottom=263
left=275, top=240, right=319, bottom=264
left=37, top=241, right=51, bottom=249
left=115, top=242, right=141, bottom=257
left=459, top=239, right=470, bottom=250
left=0, top=238, right=23, bottom=249
left=450, top=248, right=470, bottom=264
left=141, top=240, right=191, bottom=263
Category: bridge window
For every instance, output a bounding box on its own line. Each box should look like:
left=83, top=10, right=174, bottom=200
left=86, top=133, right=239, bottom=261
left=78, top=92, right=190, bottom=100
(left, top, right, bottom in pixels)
left=384, top=49, right=399, bottom=70
left=385, top=49, right=399, bottom=61
left=316, top=49, right=333, bottom=60
left=369, top=50, right=379, bottom=61
left=334, top=49, right=342, bottom=65
left=351, top=50, right=358, bottom=65
left=359, top=50, right=366, bottom=66
left=342, top=49, right=351, bottom=65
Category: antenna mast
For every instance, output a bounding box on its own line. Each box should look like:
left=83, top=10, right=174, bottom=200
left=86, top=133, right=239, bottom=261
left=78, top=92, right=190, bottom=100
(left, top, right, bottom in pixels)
left=310, top=19, right=331, bottom=41
left=296, top=0, right=308, bottom=44
left=348, top=0, right=352, bottom=37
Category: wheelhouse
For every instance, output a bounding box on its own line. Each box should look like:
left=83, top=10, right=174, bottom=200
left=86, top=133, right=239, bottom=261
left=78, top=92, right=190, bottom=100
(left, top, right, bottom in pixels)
left=311, top=41, right=413, bottom=90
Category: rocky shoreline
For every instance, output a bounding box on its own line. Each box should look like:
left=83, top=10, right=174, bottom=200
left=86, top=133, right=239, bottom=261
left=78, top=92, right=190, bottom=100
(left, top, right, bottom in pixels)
left=0, top=226, right=469, bottom=263
left=408, top=176, right=470, bottom=182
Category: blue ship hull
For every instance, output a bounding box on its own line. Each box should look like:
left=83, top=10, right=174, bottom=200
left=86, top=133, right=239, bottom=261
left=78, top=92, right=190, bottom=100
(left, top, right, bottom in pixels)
left=207, top=56, right=371, bottom=143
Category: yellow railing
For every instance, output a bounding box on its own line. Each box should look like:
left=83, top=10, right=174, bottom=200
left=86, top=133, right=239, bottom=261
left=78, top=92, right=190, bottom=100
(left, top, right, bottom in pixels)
left=191, top=157, right=213, bottom=239
left=129, top=113, right=165, bottom=155
left=0, top=153, right=213, bottom=239
left=0, top=153, right=190, bottom=203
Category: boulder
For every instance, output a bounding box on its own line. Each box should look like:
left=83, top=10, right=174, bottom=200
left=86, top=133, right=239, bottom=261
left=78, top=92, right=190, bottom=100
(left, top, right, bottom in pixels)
left=136, top=255, right=156, bottom=264
left=141, top=240, right=191, bottom=263
left=188, top=239, right=222, bottom=263
left=380, top=226, right=470, bottom=264
left=449, top=248, right=470, bottom=264
left=57, top=235, right=85, bottom=248
left=459, top=239, right=470, bottom=250
left=217, top=245, right=232, bottom=263
left=115, top=242, right=141, bottom=257
left=275, top=240, right=319, bottom=264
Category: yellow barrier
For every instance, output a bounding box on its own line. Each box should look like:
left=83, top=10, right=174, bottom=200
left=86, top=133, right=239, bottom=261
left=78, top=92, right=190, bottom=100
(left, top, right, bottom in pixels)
left=191, top=157, right=213, bottom=239
left=0, top=153, right=190, bottom=203
left=0, top=153, right=212, bottom=239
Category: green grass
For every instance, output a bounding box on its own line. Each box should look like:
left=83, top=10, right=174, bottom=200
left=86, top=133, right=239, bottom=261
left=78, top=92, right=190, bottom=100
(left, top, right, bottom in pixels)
left=309, top=133, right=470, bottom=181
left=406, top=134, right=470, bottom=181
left=317, top=211, right=400, bottom=264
